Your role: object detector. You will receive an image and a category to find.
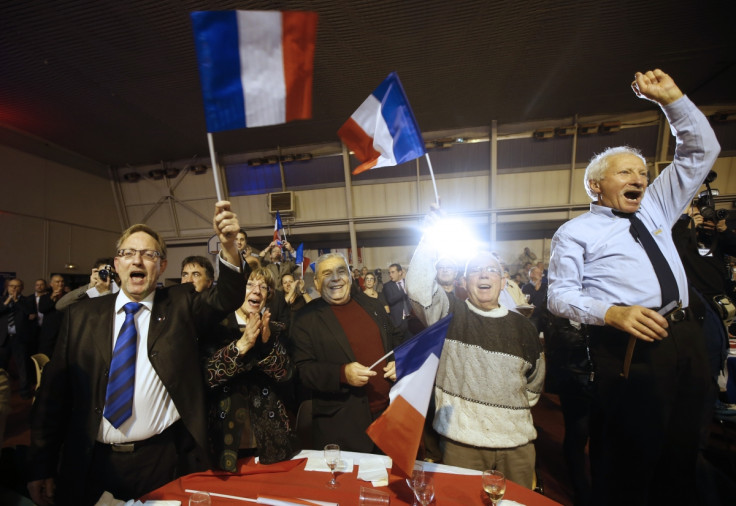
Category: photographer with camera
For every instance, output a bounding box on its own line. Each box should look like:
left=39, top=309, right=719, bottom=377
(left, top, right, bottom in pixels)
left=672, top=172, right=736, bottom=428
left=56, top=258, right=119, bottom=311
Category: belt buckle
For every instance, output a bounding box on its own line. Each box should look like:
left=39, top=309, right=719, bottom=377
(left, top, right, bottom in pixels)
left=669, top=308, right=686, bottom=323
left=111, top=442, right=135, bottom=453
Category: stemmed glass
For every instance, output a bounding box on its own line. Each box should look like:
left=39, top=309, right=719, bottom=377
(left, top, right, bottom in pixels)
left=482, top=469, right=506, bottom=505
left=405, top=462, right=425, bottom=505
left=324, top=444, right=340, bottom=488
left=413, top=476, right=435, bottom=506
left=188, top=491, right=211, bottom=506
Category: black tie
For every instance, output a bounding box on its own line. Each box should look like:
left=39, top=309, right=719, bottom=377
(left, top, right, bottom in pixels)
left=8, top=300, right=15, bottom=332
left=617, top=212, right=679, bottom=309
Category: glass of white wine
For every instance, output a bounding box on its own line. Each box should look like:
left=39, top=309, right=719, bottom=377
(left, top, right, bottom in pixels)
left=405, top=462, right=425, bottom=505
left=482, top=469, right=506, bottom=505
left=413, top=476, right=435, bottom=506
left=324, top=443, right=340, bottom=488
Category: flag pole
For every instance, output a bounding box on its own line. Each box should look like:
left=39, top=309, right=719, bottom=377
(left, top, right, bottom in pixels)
left=207, top=132, right=225, bottom=202
left=424, top=153, right=440, bottom=206
left=369, top=350, right=395, bottom=370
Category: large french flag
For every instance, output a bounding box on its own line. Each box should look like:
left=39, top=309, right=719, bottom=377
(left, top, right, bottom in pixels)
left=191, top=11, right=317, bottom=133
left=366, top=313, right=452, bottom=478
left=338, top=72, right=426, bottom=175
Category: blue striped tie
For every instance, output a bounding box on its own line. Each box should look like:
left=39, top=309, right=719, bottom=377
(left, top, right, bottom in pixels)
left=104, top=302, right=142, bottom=428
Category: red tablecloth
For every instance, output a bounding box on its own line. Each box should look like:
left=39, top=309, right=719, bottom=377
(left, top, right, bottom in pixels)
left=143, top=456, right=560, bottom=505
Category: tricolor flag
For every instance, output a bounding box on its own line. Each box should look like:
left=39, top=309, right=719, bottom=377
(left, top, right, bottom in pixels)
left=338, top=72, right=426, bottom=175
left=366, top=313, right=452, bottom=478
left=273, top=211, right=285, bottom=244
left=295, top=243, right=311, bottom=278
left=191, top=10, right=318, bottom=132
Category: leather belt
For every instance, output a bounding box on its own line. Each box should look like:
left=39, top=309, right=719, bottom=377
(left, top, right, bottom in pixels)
left=621, top=306, right=692, bottom=378
left=97, top=421, right=180, bottom=453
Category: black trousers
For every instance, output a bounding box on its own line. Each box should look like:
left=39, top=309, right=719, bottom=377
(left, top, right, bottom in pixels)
left=588, top=317, right=710, bottom=506
left=61, top=422, right=191, bottom=505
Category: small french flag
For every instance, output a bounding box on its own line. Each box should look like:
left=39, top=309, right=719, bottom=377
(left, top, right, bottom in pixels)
left=366, top=313, right=452, bottom=478
left=273, top=211, right=285, bottom=244
left=338, top=72, right=426, bottom=175
left=191, top=10, right=318, bottom=133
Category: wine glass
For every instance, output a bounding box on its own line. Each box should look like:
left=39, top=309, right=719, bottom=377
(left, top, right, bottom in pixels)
left=413, top=477, right=435, bottom=506
left=188, top=491, right=211, bottom=506
left=324, top=443, right=340, bottom=488
left=482, top=469, right=506, bottom=505
left=405, top=462, right=425, bottom=505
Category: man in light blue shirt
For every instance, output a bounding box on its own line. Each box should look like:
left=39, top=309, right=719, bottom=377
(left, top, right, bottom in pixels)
left=548, top=69, right=720, bottom=505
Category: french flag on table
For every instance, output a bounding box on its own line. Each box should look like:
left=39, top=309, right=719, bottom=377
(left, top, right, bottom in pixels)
left=366, top=313, right=452, bottom=478
left=191, top=10, right=318, bottom=132
left=338, top=72, right=426, bottom=175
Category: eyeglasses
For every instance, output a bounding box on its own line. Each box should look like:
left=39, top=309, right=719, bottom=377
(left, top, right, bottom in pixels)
left=117, top=248, right=162, bottom=261
left=466, top=265, right=503, bottom=276
left=246, top=281, right=269, bottom=293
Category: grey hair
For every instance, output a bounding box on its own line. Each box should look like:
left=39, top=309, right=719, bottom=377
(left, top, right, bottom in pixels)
left=583, top=146, right=646, bottom=200
left=463, top=248, right=504, bottom=277
left=315, top=252, right=350, bottom=275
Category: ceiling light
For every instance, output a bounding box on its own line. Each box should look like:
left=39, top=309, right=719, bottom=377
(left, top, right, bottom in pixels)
left=533, top=128, right=554, bottom=140
left=192, top=165, right=207, bottom=175
left=555, top=126, right=576, bottom=137
left=578, top=124, right=599, bottom=135
left=148, top=169, right=165, bottom=180
left=710, top=111, right=736, bottom=123
left=600, top=121, right=621, bottom=133
left=164, top=168, right=180, bottom=178
left=123, top=172, right=141, bottom=182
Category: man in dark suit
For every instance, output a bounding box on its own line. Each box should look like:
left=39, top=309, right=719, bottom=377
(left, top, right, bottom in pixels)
left=28, top=201, right=247, bottom=505
left=291, top=254, right=405, bottom=452
left=25, top=279, right=48, bottom=356
left=382, top=263, right=413, bottom=336
left=260, top=239, right=298, bottom=287
left=0, top=278, right=33, bottom=398
left=37, top=274, right=66, bottom=357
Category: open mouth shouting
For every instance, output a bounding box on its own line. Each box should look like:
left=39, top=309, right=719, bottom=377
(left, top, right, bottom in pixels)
left=624, top=188, right=643, bottom=204
left=244, top=293, right=264, bottom=313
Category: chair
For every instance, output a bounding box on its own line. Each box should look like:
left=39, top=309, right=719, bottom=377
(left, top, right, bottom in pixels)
left=30, top=353, right=50, bottom=402
left=294, top=399, right=313, bottom=449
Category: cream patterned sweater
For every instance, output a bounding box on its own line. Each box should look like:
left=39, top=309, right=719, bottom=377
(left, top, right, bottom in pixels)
left=407, top=239, right=545, bottom=448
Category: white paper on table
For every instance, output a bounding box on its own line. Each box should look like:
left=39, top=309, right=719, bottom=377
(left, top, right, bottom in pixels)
left=257, top=496, right=338, bottom=506
left=95, top=492, right=180, bottom=506
left=303, top=455, right=353, bottom=473
left=499, top=500, right=525, bottom=506
left=356, top=456, right=389, bottom=487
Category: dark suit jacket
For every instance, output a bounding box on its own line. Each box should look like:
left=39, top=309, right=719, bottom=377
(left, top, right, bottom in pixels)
left=0, top=296, right=32, bottom=346
left=262, top=258, right=298, bottom=285
left=28, top=259, right=247, bottom=503
left=382, top=280, right=410, bottom=330
left=37, top=293, right=65, bottom=357
left=291, top=292, right=405, bottom=452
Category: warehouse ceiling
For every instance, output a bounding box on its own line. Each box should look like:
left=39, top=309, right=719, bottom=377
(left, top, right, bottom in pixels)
left=1, top=0, right=735, bottom=177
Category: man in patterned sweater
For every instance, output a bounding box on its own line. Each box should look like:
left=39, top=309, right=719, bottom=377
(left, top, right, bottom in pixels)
left=407, top=221, right=545, bottom=488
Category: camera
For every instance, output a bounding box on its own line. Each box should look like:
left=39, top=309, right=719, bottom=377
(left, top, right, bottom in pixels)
left=695, top=171, right=728, bottom=225
left=98, top=265, right=114, bottom=282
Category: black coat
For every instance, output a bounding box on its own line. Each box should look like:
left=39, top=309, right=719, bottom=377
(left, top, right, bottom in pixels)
left=291, top=292, right=405, bottom=452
